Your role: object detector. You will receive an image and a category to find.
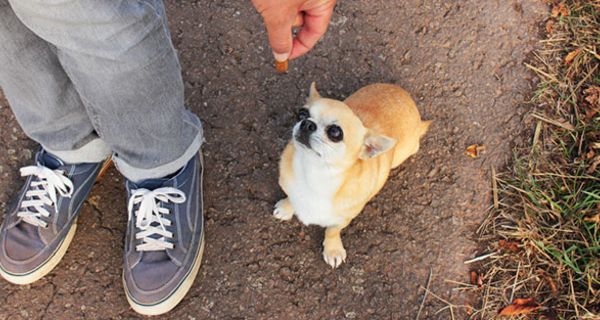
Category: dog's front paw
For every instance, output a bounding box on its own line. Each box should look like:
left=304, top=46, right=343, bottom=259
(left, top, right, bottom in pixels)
left=323, top=244, right=347, bottom=268
left=273, top=198, right=294, bottom=221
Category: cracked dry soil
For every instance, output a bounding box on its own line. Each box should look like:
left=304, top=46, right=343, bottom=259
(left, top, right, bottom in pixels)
left=0, top=0, right=547, bottom=319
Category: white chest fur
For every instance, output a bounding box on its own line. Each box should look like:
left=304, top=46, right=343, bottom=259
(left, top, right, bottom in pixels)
left=287, top=152, right=345, bottom=227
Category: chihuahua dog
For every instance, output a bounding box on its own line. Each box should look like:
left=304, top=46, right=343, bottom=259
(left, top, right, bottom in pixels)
left=274, top=83, right=430, bottom=268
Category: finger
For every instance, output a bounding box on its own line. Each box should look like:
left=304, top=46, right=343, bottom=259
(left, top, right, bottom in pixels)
left=289, top=6, right=334, bottom=59
left=264, top=12, right=295, bottom=61
left=293, top=12, right=304, bottom=28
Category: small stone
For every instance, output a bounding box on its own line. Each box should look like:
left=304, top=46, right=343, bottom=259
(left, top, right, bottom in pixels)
left=428, top=167, right=439, bottom=178
left=22, top=149, right=32, bottom=160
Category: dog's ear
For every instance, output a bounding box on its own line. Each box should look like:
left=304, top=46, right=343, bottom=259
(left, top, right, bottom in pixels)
left=359, top=132, right=396, bottom=159
left=307, top=81, right=321, bottom=103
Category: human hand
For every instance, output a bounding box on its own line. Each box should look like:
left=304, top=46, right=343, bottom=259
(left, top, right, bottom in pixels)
left=251, top=0, right=336, bottom=62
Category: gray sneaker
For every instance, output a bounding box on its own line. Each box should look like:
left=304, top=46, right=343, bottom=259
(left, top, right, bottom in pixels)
left=0, top=149, right=110, bottom=284
left=123, top=152, right=204, bottom=316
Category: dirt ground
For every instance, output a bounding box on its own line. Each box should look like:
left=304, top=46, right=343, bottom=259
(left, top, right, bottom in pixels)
left=0, top=0, right=547, bottom=319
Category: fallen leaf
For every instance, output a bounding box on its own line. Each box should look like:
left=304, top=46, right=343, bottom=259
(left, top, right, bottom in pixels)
left=564, top=48, right=582, bottom=65
left=498, top=239, right=521, bottom=253
left=584, top=86, right=600, bottom=109
left=587, top=156, right=600, bottom=174
left=465, top=144, right=486, bottom=158
left=551, top=3, right=569, bottom=17
left=586, top=149, right=595, bottom=159
left=584, top=213, right=600, bottom=224
left=545, top=19, right=555, bottom=33
left=469, top=270, right=483, bottom=287
left=498, top=298, right=541, bottom=316
left=465, top=303, right=474, bottom=315
left=585, top=109, right=598, bottom=119
left=469, top=271, right=477, bottom=285
left=545, top=275, right=559, bottom=297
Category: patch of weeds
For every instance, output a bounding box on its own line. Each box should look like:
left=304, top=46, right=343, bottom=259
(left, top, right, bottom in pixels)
left=468, top=1, right=599, bottom=319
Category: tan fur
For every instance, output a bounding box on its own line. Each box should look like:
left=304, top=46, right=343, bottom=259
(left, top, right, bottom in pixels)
left=275, top=83, right=430, bottom=268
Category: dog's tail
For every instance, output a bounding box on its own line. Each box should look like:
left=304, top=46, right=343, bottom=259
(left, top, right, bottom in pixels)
left=419, top=120, right=432, bottom=137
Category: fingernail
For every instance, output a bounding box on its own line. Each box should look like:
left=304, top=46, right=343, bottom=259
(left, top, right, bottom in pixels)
left=273, top=52, right=289, bottom=62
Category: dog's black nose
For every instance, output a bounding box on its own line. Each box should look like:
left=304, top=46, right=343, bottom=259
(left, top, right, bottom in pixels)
left=300, top=119, right=317, bottom=132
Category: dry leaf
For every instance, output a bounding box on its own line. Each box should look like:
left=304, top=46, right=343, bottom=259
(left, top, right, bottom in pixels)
left=469, top=271, right=477, bottom=285
left=585, top=109, right=598, bottom=120
left=584, top=86, right=600, bottom=109
left=498, top=239, right=520, bottom=253
left=545, top=19, right=555, bottom=33
left=498, top=298, right=541, bottom=316
left=465, top=303, right=474, bottom=315
left=465, top=144, right=486, bottom=158
left=551, top=3, right=569, bottom=17
left=584, top=213, right=600, bottom=224
left=564, top=48, right=582, bottom=65
left=587, top=156, right=600, bottom=174
left=545, top=276, right=559, bottom=297
left=586, top=149, right=595, bottom=159
left=469, top=270, right=483, bottom=287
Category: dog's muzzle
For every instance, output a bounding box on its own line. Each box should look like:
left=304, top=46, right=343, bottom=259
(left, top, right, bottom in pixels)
left=295, top=119, right=317, bottom=149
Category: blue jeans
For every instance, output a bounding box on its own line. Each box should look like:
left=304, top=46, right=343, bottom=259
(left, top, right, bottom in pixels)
left=0, top=0, right=203, bottom=182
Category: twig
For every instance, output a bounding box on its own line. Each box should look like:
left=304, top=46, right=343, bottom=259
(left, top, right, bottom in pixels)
left=464, top=252, right=496, bottom=264
left=573, top=63, right=598, bottom=100
left=532, top=120, right=542, bottom=150
left=509, top=261, right=521, bottom=302
left=418, top=285, right=467, bottom=320
left=491, top=166, right=499, bottom=209
left=416, top=267, right=433, bottom=320
left=481, top=268, right=495, bottom=320
left=568, top=271, right=580, bottom=318
left=524, top=62, right=560, bottom=83
left=531, top=113, right=575, bottom=131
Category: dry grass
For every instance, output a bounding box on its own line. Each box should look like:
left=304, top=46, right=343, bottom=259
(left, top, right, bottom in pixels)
left=468, top=1, right=599, bottom=319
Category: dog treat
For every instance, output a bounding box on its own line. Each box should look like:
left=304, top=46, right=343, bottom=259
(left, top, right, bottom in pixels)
left=275, top=59, right=288, bottom=73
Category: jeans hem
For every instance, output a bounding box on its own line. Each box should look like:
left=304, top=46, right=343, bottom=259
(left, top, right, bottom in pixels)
left=44, top=138, right=112, bottom=164
left=113, top=133, right=203, bottom=183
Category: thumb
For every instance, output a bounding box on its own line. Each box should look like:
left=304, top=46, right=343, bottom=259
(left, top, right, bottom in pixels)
left=264, top=17, right=294, bottom=61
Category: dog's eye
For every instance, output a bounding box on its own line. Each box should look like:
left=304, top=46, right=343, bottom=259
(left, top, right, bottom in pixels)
left=326, top=125, right=344, bottom=142
left=298, top=108, right=310, bottom=120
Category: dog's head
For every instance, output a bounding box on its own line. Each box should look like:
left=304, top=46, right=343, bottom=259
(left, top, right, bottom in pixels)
left=292, top=83, right=396, bottom=166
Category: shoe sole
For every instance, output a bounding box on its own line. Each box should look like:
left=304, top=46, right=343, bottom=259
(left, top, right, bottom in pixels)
left=124, top=233, right=205, bottom=316
left=0, top=158, right=112, bottom=285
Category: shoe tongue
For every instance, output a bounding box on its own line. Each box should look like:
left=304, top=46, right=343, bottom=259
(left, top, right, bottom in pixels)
left=39, top=151, right=64, bottom=170
left=137, top=178, right=170, bottom=190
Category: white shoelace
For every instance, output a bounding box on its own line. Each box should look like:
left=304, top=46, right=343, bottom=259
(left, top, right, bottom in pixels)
left=127, top=187, right=186, bottom=252
left=17, top=165, right=74, bottom=228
